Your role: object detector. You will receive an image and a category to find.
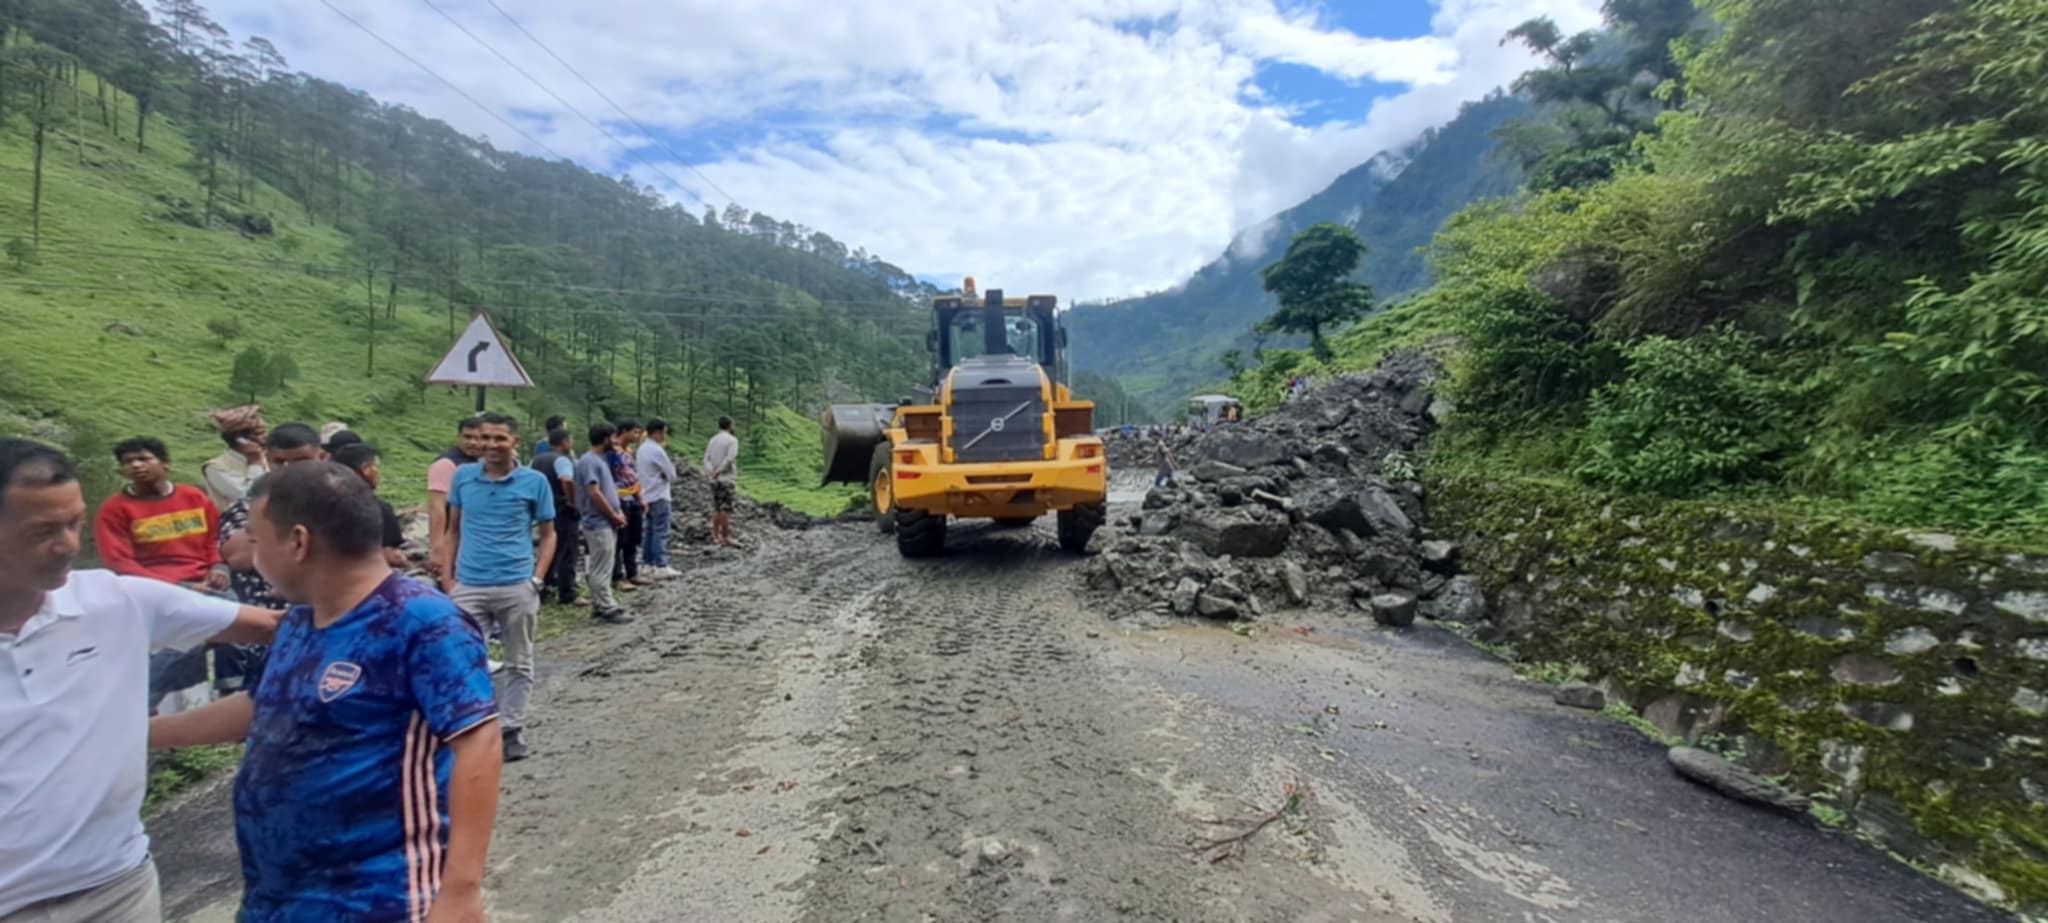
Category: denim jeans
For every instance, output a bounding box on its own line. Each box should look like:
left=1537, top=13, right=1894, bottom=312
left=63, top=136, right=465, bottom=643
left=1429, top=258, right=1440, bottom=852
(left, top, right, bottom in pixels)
left=642, top=499, right=672, bottom=567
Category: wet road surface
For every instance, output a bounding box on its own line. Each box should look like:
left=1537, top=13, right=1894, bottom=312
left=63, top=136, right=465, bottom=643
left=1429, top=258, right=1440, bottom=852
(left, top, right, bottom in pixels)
left=148, top=513, right=2008, bottom=922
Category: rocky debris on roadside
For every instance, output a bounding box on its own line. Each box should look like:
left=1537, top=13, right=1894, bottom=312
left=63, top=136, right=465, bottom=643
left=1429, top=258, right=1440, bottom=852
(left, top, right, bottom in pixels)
left=1554, top=682, right=1607, bottom=710
left=1667, top=746, right=1813, bottom=817
left=1083, top=350, right=1492, bottom=628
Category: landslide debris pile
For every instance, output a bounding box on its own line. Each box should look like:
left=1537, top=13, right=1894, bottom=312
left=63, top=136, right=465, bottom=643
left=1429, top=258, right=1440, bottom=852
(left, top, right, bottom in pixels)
left=1083, top=350, right=1486, bottom=625
left=1103, top=429, right=1195, bottom=472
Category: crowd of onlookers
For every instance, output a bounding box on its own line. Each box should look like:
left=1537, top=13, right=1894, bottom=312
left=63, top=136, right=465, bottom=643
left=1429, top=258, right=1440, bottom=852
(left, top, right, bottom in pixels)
left=117, top=404, right=746, bottom=727
left=0, top=401, right=746, bottom=921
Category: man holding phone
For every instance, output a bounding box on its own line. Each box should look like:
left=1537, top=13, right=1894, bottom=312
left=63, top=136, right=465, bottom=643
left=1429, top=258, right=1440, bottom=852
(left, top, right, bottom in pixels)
left=201, top=405, right=269, bottom=511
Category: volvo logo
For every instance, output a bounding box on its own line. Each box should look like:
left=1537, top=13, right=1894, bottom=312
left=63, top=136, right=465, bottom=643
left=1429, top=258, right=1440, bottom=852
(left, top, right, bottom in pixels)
left=961, top=400, right=1036, bottom=451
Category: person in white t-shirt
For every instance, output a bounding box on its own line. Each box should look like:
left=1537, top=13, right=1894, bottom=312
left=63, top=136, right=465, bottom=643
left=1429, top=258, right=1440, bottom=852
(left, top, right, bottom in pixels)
left=0, top=439, right=279, bottom=923
left=702, top=416, right=740, bottom=548
left=635, top=418, right=681, bottom=580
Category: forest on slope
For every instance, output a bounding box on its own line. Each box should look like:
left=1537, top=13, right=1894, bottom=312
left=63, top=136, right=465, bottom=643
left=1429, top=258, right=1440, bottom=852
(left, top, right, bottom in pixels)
left=0, top=0, right=936, bottom=515
left=1225, top=0, right=2048, bottom=540
left=1063, top=92, right=1528, bottom=406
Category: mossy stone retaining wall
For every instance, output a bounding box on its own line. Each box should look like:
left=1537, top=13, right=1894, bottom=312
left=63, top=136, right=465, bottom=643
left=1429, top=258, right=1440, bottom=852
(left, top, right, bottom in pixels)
left=1428, top=475, right=2048, bottom=906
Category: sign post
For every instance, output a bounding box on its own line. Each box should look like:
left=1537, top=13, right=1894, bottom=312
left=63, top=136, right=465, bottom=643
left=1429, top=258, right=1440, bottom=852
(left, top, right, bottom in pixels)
left=427, top=313, right=534, bottom=412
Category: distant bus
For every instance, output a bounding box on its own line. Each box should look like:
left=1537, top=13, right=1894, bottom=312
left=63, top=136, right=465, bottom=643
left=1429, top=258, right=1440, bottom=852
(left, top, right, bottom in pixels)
left=1187, top=394, right=1243, bottom=426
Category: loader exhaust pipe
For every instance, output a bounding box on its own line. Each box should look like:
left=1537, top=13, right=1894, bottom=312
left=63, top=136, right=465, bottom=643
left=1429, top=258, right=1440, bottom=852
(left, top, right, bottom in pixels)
left=983, top=288, right=1008, bottom=356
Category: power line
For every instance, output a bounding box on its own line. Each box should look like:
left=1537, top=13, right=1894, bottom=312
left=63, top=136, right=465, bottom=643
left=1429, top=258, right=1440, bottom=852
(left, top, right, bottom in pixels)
left=416, top=0, right=708, bottom=209
left=478, top=0, right=740, bottom=206
left=314, top=0, right=574, bottom=164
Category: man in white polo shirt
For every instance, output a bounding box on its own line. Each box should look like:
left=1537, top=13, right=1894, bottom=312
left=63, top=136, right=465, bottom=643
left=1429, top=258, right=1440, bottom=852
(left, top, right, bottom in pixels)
left=0, top=439, right=279, bottom=922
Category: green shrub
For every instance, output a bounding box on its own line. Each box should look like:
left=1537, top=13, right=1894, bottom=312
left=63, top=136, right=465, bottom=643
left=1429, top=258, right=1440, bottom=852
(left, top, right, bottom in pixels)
left=1446, top=278, right=1612, bottom=423
left=1572, top=329, right=1797, bottom=495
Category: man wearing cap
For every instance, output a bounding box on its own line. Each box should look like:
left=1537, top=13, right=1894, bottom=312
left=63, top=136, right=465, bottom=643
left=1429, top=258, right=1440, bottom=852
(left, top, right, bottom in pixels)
left=201, top=405, right=268, bottom=511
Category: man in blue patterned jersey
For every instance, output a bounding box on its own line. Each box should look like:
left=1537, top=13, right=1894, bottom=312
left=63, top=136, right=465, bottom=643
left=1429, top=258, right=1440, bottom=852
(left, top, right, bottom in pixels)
left=150, top=462, right=502, bottom=923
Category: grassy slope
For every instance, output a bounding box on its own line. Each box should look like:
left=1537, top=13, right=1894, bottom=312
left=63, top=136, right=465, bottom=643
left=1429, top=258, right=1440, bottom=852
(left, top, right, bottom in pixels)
left=0, top=73, right=849, bottom=521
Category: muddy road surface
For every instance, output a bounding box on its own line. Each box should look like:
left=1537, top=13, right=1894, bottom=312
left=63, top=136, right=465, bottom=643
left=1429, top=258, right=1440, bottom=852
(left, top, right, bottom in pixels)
left=150, top=509, right=2005, bottom=922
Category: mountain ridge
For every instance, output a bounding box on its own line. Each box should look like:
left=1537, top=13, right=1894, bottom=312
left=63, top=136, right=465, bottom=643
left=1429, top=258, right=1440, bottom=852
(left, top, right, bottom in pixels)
left=1065, top=92, right=1530, bottom=402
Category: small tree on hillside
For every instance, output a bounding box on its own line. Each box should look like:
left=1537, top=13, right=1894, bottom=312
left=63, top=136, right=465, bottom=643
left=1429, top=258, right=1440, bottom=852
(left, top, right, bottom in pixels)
left=1219, top=348, right=1247, bottom=378
left=228, top=346, right=299, bottom=402
left=1257, top=222, right=1374, bottom=361
left=206, top=316, right=244, bottom=347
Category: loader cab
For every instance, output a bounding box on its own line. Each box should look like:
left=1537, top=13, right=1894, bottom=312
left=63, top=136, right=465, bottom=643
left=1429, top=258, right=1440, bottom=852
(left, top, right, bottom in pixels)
left=930, top=290, right=1063, bottom=385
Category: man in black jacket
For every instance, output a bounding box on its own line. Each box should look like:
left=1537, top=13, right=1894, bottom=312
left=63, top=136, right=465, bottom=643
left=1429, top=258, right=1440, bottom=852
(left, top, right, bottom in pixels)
left=530, top=428, right=581, bottom=606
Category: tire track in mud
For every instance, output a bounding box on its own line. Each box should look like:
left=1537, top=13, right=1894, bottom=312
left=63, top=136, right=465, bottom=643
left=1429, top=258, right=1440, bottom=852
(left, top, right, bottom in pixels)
left=483, top=529, right=891, bottom=923
left=791, top=523, right=1399, bottom=923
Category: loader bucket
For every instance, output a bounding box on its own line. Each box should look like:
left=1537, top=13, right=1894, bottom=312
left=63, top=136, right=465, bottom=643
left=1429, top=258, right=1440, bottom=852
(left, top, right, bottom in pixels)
left=822, top=403, right=895, bottom=484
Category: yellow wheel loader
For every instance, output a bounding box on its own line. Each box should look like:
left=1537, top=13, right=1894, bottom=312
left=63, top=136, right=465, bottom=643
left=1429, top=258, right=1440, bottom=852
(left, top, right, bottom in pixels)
left=822, top=284, right=1108, bottom=558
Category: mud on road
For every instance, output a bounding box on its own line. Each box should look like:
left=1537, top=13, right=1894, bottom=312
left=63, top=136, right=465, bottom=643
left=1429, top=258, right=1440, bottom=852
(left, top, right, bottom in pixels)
left=151, top=510, right=2007, bottom=922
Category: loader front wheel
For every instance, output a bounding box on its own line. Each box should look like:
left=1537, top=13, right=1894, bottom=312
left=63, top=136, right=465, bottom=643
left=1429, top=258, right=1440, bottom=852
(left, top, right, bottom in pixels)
left=1056, top=502, right=1105, bottom=554
left=896, top=508, right=948, bottom=558
left=869, top=445, right=896, bottom=535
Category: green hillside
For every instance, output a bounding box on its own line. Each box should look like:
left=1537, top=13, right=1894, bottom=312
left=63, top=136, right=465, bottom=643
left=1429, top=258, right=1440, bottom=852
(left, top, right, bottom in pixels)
left=0, top=11, right=922, bottom=524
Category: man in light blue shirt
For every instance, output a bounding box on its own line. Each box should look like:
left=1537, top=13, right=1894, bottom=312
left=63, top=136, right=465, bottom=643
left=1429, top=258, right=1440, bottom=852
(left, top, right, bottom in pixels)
left=443, top=413, right=555, bottom=763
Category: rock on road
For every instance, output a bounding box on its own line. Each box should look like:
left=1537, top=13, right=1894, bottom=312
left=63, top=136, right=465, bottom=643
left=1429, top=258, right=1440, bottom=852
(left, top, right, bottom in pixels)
left=149, top=513, right=2006, bottom=922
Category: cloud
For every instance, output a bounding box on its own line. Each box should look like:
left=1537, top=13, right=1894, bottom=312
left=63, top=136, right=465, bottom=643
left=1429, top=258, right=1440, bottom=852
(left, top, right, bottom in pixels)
left=212, top=0, right=1603, bottom=301
left=1229, top=8, right=1459, bottom=84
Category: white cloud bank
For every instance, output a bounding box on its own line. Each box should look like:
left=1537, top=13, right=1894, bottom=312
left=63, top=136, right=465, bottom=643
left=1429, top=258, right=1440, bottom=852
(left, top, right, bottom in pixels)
left=214, top=0, right=1602, bottom=301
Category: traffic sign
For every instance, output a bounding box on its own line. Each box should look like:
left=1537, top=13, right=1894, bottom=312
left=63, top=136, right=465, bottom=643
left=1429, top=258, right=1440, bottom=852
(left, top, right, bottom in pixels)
left=427, top=313, right=533, bottom=388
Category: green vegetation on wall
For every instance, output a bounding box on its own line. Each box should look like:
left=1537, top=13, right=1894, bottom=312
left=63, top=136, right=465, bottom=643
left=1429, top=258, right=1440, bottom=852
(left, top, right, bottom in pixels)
left=1430, top=474, right=2048, bottom=904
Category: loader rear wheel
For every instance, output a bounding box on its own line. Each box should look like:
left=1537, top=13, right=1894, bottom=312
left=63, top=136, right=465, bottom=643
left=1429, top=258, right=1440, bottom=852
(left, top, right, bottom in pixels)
left=869, top=445, right=896, bottom=535
left=896, top=508, right=948, bottom=558
left=1057, top=502, right=1105, bottom=554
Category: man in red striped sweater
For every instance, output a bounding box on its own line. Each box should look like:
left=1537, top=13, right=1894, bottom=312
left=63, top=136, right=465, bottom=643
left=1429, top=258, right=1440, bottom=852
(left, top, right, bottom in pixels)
left=92, top=437, right=231, bottom=593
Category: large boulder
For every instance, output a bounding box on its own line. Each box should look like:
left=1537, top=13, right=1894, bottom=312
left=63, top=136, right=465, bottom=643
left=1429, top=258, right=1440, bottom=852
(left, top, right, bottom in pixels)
left=1175, top=508, right=1292, bottom=558
left=1189, top=460, right=1248, bottom=483
left=1136, top=511, right=1177, bottom=536
left=1428, top=575, right=1489, bottom=623
left=1358, top=544, right=1423, bottom=590
left=1357, top=487, right=1414, bottom=538
left=1142, top=488, right=1185, bottom=511
left=1203, top=430, right=1288, bottom=470
left=1219, top=475, right=1285, bottom=498
left=1419, top=540, right=1459, bottom=573
left=1668, top=746, right=1811, bottom=816
left=1298, top=482, right=1413, bottom=539
left=1195, top=592, right=1243, bottom=620
left=1371, top=592, right=1418, bottom=627
left=1280, top=562, right=1310, bottom=607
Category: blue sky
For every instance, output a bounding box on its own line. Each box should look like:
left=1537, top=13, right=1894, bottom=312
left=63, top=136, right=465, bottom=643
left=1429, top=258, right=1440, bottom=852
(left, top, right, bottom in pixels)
left=215, top=0, right=1603, bottom=301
